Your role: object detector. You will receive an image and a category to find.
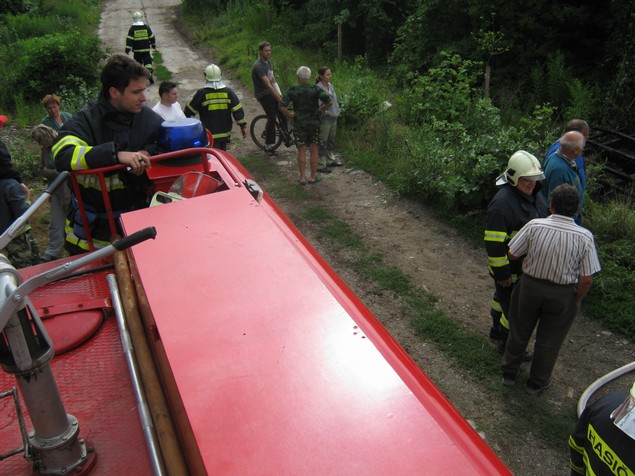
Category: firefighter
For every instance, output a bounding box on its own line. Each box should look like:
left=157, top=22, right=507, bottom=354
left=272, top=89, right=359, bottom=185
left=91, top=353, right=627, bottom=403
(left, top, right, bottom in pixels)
left=53, top=54, right=163, bottom=255
left=569, top=382, right=635, bottom=475
left=484, top=151, right=548, bottom=351
left=125, top=11, right=156, bottom=84
left=184, top=64, right=247, bottom=151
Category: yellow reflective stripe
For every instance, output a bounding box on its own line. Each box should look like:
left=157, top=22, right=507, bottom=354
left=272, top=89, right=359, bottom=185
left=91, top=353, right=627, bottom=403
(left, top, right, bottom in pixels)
left=586, top=423, right=633, bottom=476
left=65, top=222, right=110, bottom=251
left=53, top=135, right=92, bottom=170
left=213, top=131, right=231, bottom=139
left=484, top=230, right=507, bottom=242
left=231, top=103, right=243, bottom=113
left=76, top=173, right=125, bottom=192
left=488, top=255, right=509, bottom=267
left=203, top=93, right=230, bottom=110
left=500, top=314, right=509, bottom=329
left=569, top=435, right=584, bottom=455
left=490, top=299, right=502, bottom=313
left=202, top=100, right=230, bottom=110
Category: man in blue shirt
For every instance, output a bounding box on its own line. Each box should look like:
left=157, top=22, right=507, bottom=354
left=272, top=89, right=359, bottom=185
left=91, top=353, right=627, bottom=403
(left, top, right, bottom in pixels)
left=545, top=119, right=589, bottom=190
left=543, top=131, right=585, bottom=224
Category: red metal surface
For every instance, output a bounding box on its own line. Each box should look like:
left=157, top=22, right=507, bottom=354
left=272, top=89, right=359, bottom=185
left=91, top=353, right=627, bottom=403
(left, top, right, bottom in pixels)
left=43, top=311, right=104, bottom=355
left=0, top=262, right=153, bottom=475
left=121, top=165, right=511, bottom=474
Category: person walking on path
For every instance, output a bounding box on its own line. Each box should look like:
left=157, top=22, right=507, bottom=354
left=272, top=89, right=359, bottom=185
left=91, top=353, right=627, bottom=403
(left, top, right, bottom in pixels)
left=501, top=183, right=601, bottom=394
left=31, top=124, right=70, bottom=262
left=185, top=64, right=247, bottom=151
left=53, top=53, right=164, bottom=255
left=125, top=11, right=156, bottom=84
left=41, top=94, right=72, bottom=132
left=251, top=41, right=287, bottom=155
left=484, top=151, right=548, bottom=349
left=316, top=66, right=342, bottom=173
left=153, top=81, right=186, bottom=121
left=279, top=66, right=332, bottom=185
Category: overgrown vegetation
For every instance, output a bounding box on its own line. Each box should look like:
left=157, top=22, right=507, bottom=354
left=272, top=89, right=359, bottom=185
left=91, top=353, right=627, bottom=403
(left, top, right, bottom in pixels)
left=0, top=0, right=104, bottom=117
left=182, top=0, right=635, bottom=341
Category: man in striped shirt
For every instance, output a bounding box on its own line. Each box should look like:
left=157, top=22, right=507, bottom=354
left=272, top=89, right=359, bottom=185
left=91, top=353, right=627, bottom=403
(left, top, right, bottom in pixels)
left=501, top=184, right=601, bottom=394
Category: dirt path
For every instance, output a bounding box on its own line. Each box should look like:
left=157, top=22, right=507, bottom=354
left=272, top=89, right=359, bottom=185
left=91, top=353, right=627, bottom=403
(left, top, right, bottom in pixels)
left=100, top=2, right=635, bottom=474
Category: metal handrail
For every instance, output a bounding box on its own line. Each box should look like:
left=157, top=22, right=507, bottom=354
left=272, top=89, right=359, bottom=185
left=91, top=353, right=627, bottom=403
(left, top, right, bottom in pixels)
left=69, top=147, right=217, bottom=251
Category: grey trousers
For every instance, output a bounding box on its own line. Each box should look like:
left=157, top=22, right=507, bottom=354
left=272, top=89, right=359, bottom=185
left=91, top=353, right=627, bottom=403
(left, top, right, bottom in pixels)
left=319, top=116, right=337, bottom=167
left=45, top=187, right=70, bottom=260
left=501, top=274, right=578, bottom=387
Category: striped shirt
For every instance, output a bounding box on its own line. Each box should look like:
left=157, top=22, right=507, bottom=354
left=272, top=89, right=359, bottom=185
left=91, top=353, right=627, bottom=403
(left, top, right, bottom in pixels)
left=508, top=214, right=601, bottom=284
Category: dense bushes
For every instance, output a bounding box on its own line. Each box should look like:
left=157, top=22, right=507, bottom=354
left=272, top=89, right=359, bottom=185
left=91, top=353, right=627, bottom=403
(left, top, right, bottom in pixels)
left=0, top=0, right=104, bottom=114
left=2, top=32, right=104, bottom=106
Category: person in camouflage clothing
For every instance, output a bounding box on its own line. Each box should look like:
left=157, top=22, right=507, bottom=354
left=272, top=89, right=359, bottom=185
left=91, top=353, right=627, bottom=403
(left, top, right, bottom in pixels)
left=0, top=178, right=42, bottom=268
left=279, top=66, right=332, bottom=185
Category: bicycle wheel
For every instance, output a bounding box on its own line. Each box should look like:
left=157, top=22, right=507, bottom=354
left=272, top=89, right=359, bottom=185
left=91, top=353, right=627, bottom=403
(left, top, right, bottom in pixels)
left=250, top=114, right=283, bottom=151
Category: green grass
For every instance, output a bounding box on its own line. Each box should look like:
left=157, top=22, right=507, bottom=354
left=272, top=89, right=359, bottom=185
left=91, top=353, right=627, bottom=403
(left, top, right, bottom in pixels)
left=152, top=50, right=172, bottom=82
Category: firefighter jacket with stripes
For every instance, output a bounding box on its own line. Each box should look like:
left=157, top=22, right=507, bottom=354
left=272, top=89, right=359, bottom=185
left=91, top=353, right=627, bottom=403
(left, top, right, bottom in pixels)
left=125, top=22, right=156, bottom=54
left=52, top=94, right=163, bottom=249
left=569, top=392, right=635, bottom=476
left=184, top=86, right=246, bottom=141
left=484, top=184, right=548, bottom=282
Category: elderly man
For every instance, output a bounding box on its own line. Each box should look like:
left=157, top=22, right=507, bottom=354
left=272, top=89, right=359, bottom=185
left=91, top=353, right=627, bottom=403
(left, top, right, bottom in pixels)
left=279, top=66, right=332, bottom=185
left=543, top=130, right=585, bottom=224
left=501, top=184, right=601, bottom=394
left=545, top=119, right=590, bottom=190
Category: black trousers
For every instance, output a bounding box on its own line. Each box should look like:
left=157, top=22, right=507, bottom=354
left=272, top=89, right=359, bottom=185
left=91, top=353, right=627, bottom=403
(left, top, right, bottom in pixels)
left=133, top=51, right=153, bottom=73
left=257, top=94, right=287, bottom=146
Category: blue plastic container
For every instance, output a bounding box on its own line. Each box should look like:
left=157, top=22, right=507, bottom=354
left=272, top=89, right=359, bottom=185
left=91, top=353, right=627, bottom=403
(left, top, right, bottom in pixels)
left=159, top=118, right=208, bottom=152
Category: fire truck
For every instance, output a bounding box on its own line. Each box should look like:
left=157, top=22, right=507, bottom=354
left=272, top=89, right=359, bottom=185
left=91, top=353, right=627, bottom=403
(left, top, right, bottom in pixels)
left=0, top=120, right=511, bottom=474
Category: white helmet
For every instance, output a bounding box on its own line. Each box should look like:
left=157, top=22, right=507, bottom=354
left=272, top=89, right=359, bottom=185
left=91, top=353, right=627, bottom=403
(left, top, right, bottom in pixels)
left=132, top=11, right=143, bottom=21
left=496, top=150, right=545, bottom=186
left=205, top=64, right=222, bottom=82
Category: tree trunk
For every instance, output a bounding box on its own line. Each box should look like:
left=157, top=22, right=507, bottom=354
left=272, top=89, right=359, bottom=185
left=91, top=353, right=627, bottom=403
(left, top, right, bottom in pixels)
left=338, top=24, right=343, bottom=62
left=484, top=63, right=491, bottom=99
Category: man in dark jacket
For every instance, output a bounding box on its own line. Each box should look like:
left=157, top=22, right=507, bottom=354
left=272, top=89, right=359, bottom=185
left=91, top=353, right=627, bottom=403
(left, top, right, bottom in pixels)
left=125, top=11, right=156, bottom=83
left=185, top=64, right=247, bottom=151
left=53, top=53, right=163, bottom=255
left=484, top=151, right=548, bottom=349
left=570, top=383, right=635, bottom=475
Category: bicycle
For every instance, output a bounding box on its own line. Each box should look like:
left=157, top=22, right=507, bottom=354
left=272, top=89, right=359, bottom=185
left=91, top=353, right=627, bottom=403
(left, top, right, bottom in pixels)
left=250, top=113, right=294, bottom=152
